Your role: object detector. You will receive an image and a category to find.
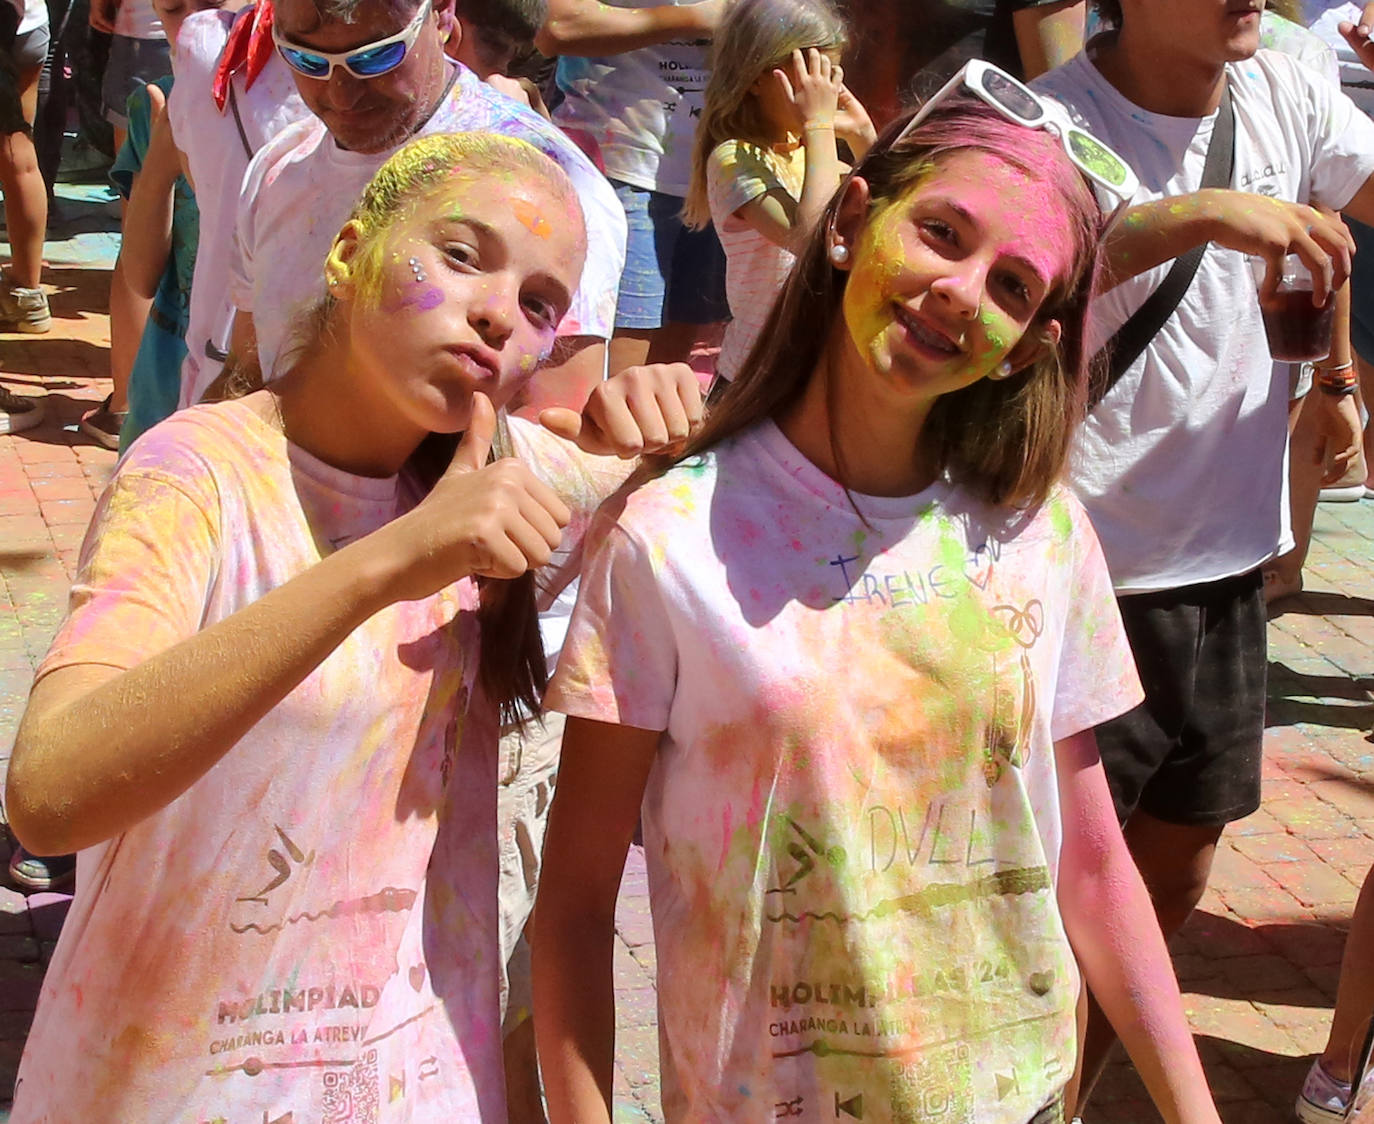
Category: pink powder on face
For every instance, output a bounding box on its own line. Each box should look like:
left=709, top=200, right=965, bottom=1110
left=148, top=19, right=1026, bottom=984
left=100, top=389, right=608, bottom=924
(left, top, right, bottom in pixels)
left=382, top=284, right=445, bottom=316
left=929, top=153, right=1077, bottom=289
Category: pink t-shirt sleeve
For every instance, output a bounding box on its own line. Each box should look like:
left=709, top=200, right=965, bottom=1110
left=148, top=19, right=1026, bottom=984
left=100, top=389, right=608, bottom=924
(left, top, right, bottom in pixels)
left=1048, top=498, right=1144, bottom=742
left=544, top=513, right=678, bottom=732
left=36, top=460, right=217, bottom=681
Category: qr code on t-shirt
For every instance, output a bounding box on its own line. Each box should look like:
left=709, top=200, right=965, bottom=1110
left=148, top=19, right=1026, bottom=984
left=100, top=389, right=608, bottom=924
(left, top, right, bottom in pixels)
left=322, top=1047, right=380, bottom=1123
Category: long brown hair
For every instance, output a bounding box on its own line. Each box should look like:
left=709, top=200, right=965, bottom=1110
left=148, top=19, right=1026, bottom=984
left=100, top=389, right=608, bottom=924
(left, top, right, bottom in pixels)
left=654, top=97, right=1107, bottom=511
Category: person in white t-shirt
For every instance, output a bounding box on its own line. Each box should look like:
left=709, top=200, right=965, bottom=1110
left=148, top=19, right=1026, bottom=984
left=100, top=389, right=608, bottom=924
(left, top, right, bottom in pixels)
left=5, top=131, right=699, bottom=1123
left=227, top=0, right=626, bottom=413
left=167, top=3, right=310, bottom=409
left=1031, top=0, right=1374, bottom=1112
left=533, top=95, right=1222, bottom=1124
left=541, top=0, right=729, bottom=373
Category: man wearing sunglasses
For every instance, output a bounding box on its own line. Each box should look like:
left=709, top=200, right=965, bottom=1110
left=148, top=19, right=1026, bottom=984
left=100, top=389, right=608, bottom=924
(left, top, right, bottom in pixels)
left=225, top=0, right=626, bottom=398
left=1029, top=0, right=1374, bottom=1115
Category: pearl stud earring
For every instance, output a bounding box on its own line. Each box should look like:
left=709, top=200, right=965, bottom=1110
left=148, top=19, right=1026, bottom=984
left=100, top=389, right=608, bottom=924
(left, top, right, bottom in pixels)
left=990, top=360, right=1015, bottom=380
left=829, top=243, right=850, bottom=266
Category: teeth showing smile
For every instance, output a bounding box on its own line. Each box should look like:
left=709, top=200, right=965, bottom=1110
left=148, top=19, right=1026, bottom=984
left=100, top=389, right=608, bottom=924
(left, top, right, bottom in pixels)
left=894, top=305, right=960, bottom=356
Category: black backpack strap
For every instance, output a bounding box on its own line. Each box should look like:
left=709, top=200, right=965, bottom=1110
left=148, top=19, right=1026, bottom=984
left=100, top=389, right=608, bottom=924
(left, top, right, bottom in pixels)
left=227, top=81, right=254, bottom=160
left=1088, top=83, right=1235, bottom=411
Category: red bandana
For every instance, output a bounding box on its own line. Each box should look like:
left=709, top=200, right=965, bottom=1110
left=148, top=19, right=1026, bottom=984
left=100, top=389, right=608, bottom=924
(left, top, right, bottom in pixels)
left=211, top=0, right=276, bottom=112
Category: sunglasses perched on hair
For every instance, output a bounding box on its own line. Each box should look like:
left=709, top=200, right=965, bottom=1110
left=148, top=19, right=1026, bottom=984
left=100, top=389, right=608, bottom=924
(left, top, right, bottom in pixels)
left=896, top=60, right=1140, bottom=205
left=274, top=0, right=431, bottom=80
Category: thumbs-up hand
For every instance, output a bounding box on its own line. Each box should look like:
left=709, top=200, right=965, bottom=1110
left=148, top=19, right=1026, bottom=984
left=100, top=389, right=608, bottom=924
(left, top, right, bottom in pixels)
left=539, top=363, right=704, bottom=458
left=379, top=393, right=571, bottom=602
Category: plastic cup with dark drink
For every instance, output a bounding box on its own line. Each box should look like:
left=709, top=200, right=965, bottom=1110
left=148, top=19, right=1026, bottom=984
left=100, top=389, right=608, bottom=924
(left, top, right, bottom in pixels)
left=1252, top=254, right=1335, bottom=363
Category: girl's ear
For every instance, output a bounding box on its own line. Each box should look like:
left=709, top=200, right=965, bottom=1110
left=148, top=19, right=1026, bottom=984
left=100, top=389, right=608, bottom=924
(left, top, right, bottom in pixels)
left=1005, top=317, right=1064, bottom=373
left=324, top=220, right=364, bottom=300
left=828, top=175, right=871, bottom=271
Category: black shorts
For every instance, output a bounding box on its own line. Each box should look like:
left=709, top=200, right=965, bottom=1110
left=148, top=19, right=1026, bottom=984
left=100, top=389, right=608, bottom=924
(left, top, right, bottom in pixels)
left=1095, top=568, right=1267, bottom=827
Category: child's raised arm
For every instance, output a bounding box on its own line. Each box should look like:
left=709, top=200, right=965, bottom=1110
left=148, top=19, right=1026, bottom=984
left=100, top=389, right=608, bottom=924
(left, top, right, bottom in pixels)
left=533, top=716, right=660, bottom=1124
left=1054, top=728, right=1223, bottom=1124
left=536, top=0, right=723, bottom=58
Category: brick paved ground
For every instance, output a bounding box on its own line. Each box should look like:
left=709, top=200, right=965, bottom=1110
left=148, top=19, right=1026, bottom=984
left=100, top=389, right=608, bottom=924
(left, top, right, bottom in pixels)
left=1, top=199, right=1372, bottom=1124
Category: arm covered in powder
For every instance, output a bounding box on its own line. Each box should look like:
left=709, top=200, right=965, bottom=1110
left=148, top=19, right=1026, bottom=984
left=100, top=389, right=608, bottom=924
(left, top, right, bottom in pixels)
left=1102, top=189, right=1353, bottom=304
left=535, top=0, right=723, bottom=57
left=1055, top=728, right=1223, bottom=1124
left=8, top=397, right=570, bottom=855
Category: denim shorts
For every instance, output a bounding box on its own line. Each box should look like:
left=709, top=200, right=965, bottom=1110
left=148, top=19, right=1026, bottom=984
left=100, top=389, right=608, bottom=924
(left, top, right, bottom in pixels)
left=1350, top=215, right=1374, bottom=365
left=0, top=4, right=25, bottom=136
left=612, top=179, right=729, bottom=330
left=101, top=34, right=170, bottom=129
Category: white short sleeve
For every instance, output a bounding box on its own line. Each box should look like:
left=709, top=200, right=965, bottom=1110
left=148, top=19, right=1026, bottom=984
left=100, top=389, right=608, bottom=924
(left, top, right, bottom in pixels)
left=707, top=140, right=791, bottom=222
left=1279, top=50, right=1374, bottom=208
left=545, top=514, right=678, bottom=732
left=1049, top=497, right=1144, bottom=742
left=228, top=140, right=277, bottom=314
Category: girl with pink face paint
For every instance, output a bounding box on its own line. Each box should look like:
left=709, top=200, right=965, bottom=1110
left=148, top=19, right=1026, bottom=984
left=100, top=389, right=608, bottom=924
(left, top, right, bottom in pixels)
left=535, top=100, right=1223, bottom=1124
left=3, top=133, right=703, bottom=1122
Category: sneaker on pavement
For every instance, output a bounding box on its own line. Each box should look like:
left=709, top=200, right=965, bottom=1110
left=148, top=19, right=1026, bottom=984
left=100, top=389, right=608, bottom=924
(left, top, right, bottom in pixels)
left=79, top=393, right=126, bottom=450
left=0, top=276, right=52, bottom=333
left=0, top=385, right=45, bottom=434
left=1295, top=1059, right=1352, bottom=1124
left=7, top=846, right=76, bottom=892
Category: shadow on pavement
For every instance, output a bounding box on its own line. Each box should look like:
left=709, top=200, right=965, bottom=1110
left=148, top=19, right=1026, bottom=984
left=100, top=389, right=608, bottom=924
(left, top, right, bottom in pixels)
left=1275, top=591, right=1374, bottom=618
left=1267, top=660, right=1374, bottom=732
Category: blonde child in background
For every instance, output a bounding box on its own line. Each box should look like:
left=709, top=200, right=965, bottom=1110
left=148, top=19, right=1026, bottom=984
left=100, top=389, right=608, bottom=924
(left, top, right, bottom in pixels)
left=683, top=0, right=874, bottom=392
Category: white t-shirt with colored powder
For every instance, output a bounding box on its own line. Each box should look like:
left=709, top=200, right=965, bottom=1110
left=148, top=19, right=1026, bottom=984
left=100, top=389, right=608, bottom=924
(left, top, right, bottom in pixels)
left=1033, top=49, right=1374, bottom=593
left=230, top=61, right=627, bottom=380
left=12, top=398, right=502, bottom=1121
left=707, top=139, right=802, bottom=382
left=169, top=10, right=310, bottom=408
left=552, top=0, right=711, bottom=196
left=545, top=420, right=1143, bottom=1122
left=11, top=401, right=629, bottom=1122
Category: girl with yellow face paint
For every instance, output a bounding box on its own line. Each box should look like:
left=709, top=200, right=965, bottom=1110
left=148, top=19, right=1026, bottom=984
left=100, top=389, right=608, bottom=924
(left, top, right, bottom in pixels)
left=534, top=100, right=1223, bottom=1124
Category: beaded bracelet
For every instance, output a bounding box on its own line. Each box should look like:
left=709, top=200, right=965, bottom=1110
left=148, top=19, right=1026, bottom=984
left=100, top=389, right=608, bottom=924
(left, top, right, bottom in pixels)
left=1316, top=361, right=1358, bottom=397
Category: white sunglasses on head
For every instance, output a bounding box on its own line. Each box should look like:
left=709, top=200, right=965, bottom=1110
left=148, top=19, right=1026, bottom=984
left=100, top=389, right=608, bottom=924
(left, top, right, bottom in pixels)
left=895, top=59, right=1140, bottom=205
